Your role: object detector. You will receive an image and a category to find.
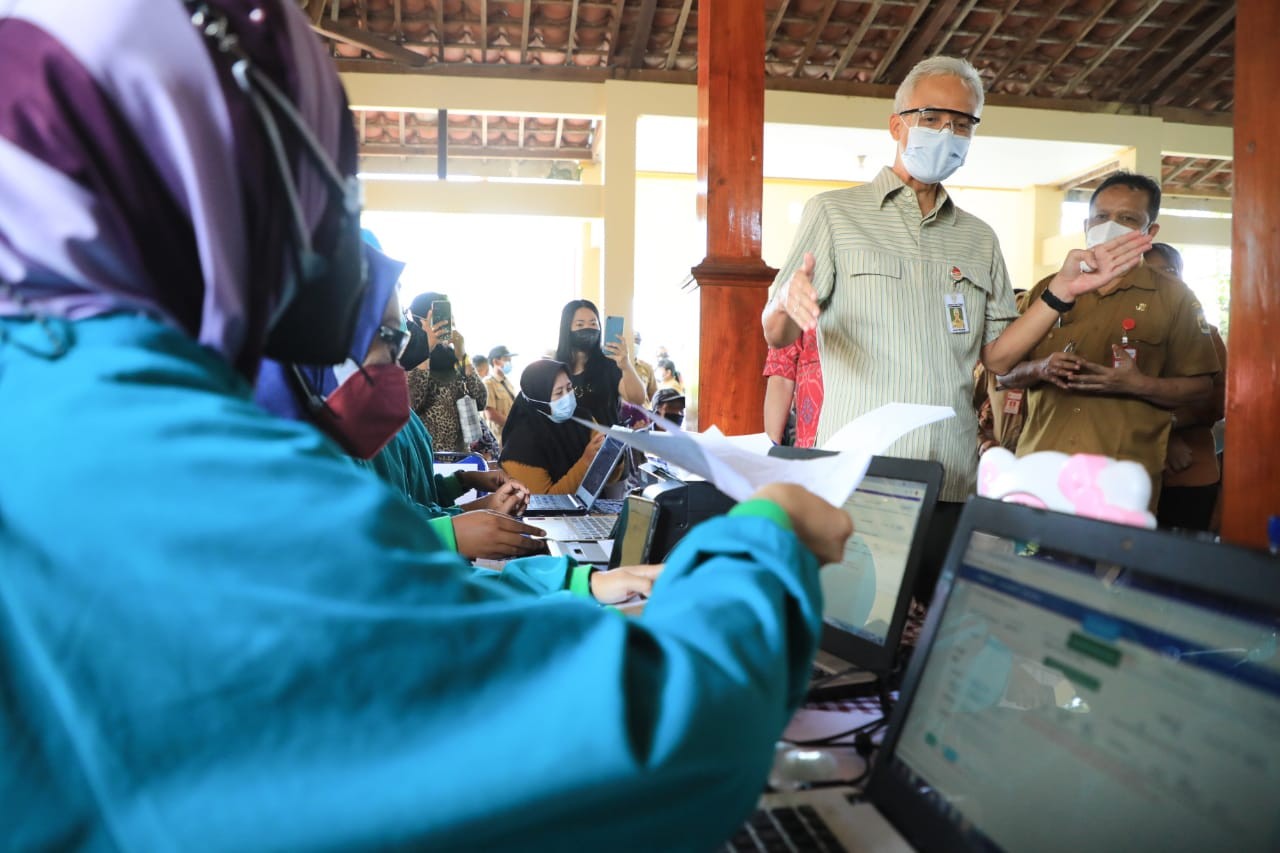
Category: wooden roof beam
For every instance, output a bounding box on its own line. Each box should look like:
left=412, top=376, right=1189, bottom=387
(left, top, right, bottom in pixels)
left=1162, top=157, right=1200, bottom=185
left=566, top=0, right=581, bottom=64
left=312, top=18, right=429, bottom=66
left=766, top=1, right=791, bottom=53
left=986, top=0, right=1072, bottom=91
left=870, top=0, right=933, bottom=83
left=1098, top=0, right=1210, bottom=101
left=435, top=0, right=445, bottom=61
left=790, top=0, right=840, bottom=77
left=1182, top=158, right=1231, bottom=190
left=629, top=0, right=659, bottom=69
left=1021, top=0, right=1121, bottom=94
left=605, top=0, right=627, bottom=62
left=1138, top=8, right=1236, bottom=103
left=966, top=0, right=1019, bottom=65
left=666, top=0, right=695, bottom=71
left=519, top=0, right=532, bottom=64
left=884, top=0, right=964, bottom=83
left=830, top=0, right=884, bottom=79
left=1054, top=0, right=1161, bottom=98
left=932, top=0, right=980, bottom=58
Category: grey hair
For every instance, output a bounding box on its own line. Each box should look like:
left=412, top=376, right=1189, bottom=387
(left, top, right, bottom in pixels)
left=893, top=56, right=985, bottom=116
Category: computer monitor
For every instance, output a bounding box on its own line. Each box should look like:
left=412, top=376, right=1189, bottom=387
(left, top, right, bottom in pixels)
left=870, top=498, right=1280, bottom=853
left=769, top=450, right=943, bottom=676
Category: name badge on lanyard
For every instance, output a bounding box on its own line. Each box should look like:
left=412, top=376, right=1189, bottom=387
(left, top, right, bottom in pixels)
left=945, top=292, right=969, bottom=334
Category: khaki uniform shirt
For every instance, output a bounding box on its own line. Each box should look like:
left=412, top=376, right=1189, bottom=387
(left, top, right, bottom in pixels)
left=482, top=371, right=517, bottom=434
left=634, top=359, right=658, bottom=400
left=770, top=167, right=1019, bottom=501
left=1017, top=265, right=1220, bottom=499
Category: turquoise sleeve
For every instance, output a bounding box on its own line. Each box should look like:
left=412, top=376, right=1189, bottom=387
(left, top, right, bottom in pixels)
left=0, top=314, right=825, bottom=853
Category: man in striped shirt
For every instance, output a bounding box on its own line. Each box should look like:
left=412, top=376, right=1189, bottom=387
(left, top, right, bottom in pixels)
left=763, top=56, right=1151, bottom=601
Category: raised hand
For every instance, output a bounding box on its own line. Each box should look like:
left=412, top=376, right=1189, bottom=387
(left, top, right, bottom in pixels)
left=776, top=251, right=821, bottom=332
left=1056, top=230, right=1153, bottom=298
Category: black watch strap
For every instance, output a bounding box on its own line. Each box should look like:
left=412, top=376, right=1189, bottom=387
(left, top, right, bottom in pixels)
left=1040, top=289, right=1075, bottom=313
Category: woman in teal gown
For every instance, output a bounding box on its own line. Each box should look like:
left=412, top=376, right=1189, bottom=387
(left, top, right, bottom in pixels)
left=0, top=2, right=852, bottom=850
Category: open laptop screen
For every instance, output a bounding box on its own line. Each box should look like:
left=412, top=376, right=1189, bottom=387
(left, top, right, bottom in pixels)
left=880, top=524, right=1280, bottom=853
left=822, top=474, right=928, bottom=646
left=575, top=436, right=625, bottom=504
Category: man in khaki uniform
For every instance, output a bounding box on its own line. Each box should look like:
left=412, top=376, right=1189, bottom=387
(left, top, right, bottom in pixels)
left=483, top=345, right=518, bottom=440
left=1001, top=173, right=1219, bottom=505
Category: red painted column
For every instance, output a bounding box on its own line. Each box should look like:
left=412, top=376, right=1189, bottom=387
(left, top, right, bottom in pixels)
left=691, top=0, right=776, bottom=435
left=1221, top=0, right=1280, bottom=549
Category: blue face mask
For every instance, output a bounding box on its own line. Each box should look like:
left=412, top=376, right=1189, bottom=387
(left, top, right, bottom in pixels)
left=900, top=125, right=970, bottom=185
left=545, top=392, right=577, bottom=423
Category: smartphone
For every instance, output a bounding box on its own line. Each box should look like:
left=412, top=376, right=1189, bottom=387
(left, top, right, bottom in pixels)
left=603, top=315, right=625, bottom=353
left=431, top=299, right=452, bottom=336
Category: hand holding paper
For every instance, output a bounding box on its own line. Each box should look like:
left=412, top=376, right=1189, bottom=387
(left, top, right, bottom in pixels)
left=574, top=403, right=953, bottom=507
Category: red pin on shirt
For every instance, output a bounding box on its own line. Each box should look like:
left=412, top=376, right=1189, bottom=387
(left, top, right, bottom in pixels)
left=1114, top=317, right=1138, bottom=367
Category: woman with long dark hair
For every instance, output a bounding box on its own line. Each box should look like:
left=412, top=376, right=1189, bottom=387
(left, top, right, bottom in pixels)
left=554, top=299, right=647, bottom=425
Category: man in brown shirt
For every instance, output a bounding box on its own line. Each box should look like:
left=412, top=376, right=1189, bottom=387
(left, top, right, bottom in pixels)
left=1000, top=173, right=1220, bottom=505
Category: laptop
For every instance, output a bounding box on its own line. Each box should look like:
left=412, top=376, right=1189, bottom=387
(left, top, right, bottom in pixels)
left=524, top=434, right=626, bottom=516
left=768, top=451, right=944, bottom=696
left=744, top=498, right=1280, bottom=853
left=545, top=493, right=661, bottom=567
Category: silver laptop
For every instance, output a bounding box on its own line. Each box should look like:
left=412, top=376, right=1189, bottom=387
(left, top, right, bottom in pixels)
left=742, top=498, right=1280, bottom=853
left=523, top=435, right=626, bottom=516
left=544, top=494, right=660, bottom=566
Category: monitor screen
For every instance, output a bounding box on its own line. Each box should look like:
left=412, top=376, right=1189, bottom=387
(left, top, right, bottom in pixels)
left=578, top=436, right=623, bottom=498
left=820, top=474, right=929, bottom=646
left=884, top=530, right=1280, bottom=853
left=616, top=494, right=658, bottom=567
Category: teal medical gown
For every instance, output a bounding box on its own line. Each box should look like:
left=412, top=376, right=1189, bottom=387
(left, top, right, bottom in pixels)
left=0, top=315, right=824, bottom=852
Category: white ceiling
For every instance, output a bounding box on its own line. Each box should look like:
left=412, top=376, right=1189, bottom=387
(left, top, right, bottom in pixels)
left=636, top=115, right=1125, bottom=190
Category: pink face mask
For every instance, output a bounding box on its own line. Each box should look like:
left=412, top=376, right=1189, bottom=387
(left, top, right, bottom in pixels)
left=313, top=363, right=410, bottom=459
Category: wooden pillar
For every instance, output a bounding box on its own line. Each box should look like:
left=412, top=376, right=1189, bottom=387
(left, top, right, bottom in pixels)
left=1221, top=0, right=1280, bottom=550
left=690, top=0, right=776, bottom=435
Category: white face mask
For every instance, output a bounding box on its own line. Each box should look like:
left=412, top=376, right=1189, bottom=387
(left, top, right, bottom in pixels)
left=899, top=125, right=970, bottom=185
left=1085, top=219, right=1137, bottom=249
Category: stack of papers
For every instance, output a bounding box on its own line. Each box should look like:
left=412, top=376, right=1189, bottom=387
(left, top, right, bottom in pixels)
left=575, top=402, right=953, bottom=508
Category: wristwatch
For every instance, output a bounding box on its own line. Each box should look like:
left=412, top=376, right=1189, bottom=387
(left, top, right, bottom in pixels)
left=1040, top=289, right=1075, bottom=313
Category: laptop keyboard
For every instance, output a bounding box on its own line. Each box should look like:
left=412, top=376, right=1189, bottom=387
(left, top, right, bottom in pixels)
left=553, top=515, right=616, bottom=540
left=526, top=493, right=579, bottom=512
left=724, top=805, right=846, bottom=852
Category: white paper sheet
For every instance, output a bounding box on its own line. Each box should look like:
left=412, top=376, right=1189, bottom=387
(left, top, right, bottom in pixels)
left=573, top=403, right=953, bottom=507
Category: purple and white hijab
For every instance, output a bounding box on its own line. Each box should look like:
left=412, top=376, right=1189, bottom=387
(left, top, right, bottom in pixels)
left=0, top=0, right=352, bottom=378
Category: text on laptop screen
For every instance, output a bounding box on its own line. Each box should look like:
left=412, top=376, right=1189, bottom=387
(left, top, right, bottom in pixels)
left=578, top=436, right=623, bottom=498
left=820, top=474, right=928, bottom=646
left=885, top=531, right=1280, bottom=853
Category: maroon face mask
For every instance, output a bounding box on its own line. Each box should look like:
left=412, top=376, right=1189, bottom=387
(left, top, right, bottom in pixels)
left=313, top=363, right=410, bottom=459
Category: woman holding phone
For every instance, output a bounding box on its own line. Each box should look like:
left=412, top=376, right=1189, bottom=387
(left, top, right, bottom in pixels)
left=554, top=299, right=647, bottom=425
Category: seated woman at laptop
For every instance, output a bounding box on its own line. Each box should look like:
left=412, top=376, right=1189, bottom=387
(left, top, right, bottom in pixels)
left=499, top=358, right=612, bottom=494
left=0, top=6, right=853, bottom=850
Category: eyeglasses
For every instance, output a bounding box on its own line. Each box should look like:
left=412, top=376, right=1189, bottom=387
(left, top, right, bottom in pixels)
left=898, top=107, right=981, bottom=138
left=376, top=323, right=410, bottom=361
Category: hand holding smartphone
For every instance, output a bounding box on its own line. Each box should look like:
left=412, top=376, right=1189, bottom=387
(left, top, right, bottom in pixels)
left=431, top=299, right=452, bottom=338
left=603, top=315, right=625, bottom=355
